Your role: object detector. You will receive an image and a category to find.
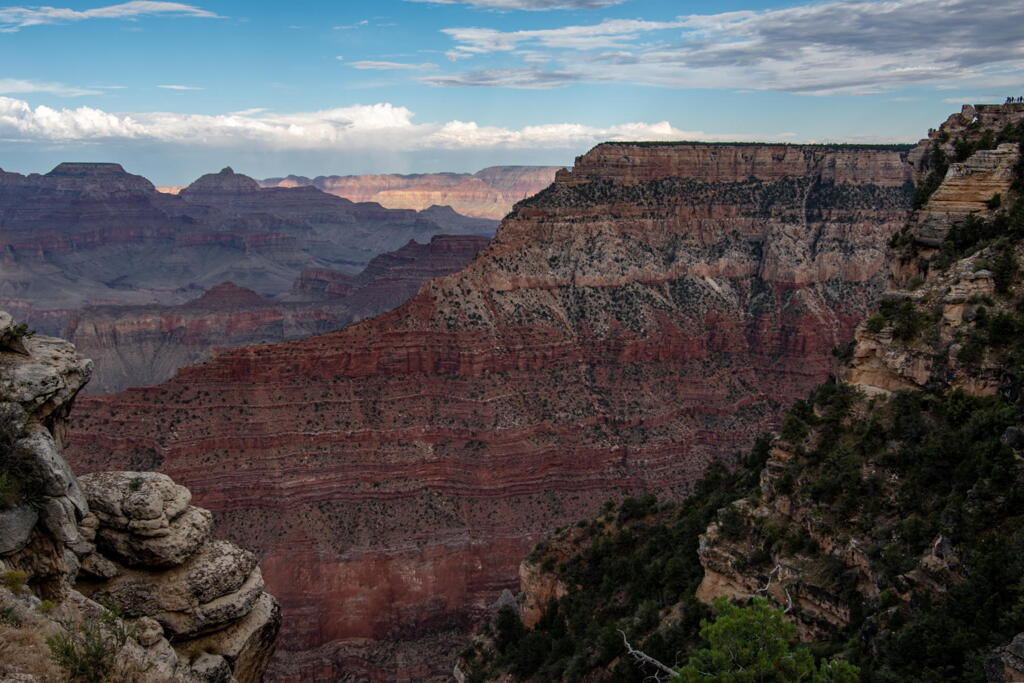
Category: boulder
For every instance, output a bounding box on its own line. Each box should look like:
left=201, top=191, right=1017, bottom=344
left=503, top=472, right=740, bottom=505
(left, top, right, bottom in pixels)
left=83, top=539, right=262, bottom=639
left=79, top=472, right=211, bottom=567
left=178, top=592, right=281, bottom=683
left=189, top=652, right=233, bottom=682
left=0, top=506, right=37, bottom=554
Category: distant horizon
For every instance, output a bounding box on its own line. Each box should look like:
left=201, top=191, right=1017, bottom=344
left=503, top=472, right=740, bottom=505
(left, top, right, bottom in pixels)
left=2, top=134, right=934, bottom=187
left=3, top=0, right=1021, bottom=184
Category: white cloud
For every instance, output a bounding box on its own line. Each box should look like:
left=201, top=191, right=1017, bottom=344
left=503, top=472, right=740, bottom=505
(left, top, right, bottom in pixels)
left=0, top=1, right=220, bottom=32
left=443, top=19, right=684, bottom=59
left=334, top=20, right=368, bottom=29
left=0, top=95, right=808, bottom=153
left=423, top=67, right=583, bottom=88
left=435, top=0, right=1024, bottom=94
left=349, top=61, right=438, bottom=70
left=0, top=78, right=101, bottom=97
left=405, top=0, right=625, bottom=8
left=157, top=84, right=204, bottom=90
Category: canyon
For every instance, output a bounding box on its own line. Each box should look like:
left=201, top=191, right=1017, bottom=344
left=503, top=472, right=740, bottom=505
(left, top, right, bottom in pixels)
left=1, top=162, right=495, bottom=324
left=1, top=162, right=494, bottom=393
left=259, top=166, right=562, bottom=220
left=455, top=103, right=1024, bottom=683
left=65, top=235, right=489, bottom=393
left=66, top=141, right=914, bottom=679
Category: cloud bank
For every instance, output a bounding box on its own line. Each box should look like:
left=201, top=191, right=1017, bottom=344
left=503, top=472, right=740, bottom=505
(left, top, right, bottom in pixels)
left=435, top=0, right=1024, bottom=94
left=0, top=78, right=101, bottom=97
left=0, top=96, right=801, bottom=152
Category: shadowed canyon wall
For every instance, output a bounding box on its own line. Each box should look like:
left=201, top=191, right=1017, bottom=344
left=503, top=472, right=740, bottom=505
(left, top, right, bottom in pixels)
left=0, top=163, right=495, bottom=327
left=65, top=235, right=489, bottom=394
left=66, top=142, right=913, bottom=680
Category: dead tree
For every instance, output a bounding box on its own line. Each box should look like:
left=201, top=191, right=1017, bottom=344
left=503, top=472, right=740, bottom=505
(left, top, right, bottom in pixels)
left=619, top=630, right=680, bottom=681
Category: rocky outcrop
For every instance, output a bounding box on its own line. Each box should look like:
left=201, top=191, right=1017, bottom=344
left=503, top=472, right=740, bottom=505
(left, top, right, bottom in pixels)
left=849, top=103, right=1024, bottom=395
left=692, top=106, right=1024, bottom=673
left=68, top=141, right=912, bottom=679
left=1, top=162, right=497, bottom=330
left=986, top=634, right=1024, bottom=683
left=261, top=166, right=562, bottom=220
left=180, top=167, right=263, bottom=203
left=0, top=318, right=92, bottom=600
left=65, top=235, right=489, bottom=394
left=911, top=143, right=1018, bottom=248
left=75, top=470, right=281, bottom=678
left=0, top=311, right=280, bottom=681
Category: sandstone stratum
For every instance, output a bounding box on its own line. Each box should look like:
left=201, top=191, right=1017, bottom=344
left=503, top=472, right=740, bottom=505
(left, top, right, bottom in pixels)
left=67, top=141, right=913, bottom=679
left=0, top=311, right=280, bottom=682
left=260, top=165, right=562, bottom=220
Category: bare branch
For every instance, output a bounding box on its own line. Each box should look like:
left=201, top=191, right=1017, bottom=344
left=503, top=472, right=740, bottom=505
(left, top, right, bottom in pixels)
left=619, top=629, right=679, bottom=681
left=756, top=564, right=793, bottom=613
left=756, top=564, right=781, bottom=595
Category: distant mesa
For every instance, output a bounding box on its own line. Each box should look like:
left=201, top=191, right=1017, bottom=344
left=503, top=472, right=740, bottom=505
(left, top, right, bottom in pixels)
left=47, top=162, right=130, bottom=177
left=180, top=166, right=262, bottom=199
left=1, top=159, right=500, bottom=393
left=260, top=165, right=563, bottom=220
left=185, top=281, right=268, bottom=310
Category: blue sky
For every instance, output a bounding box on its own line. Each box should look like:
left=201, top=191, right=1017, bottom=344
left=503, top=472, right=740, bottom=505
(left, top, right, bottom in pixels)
left=1, top=0, right=1022, bottom=184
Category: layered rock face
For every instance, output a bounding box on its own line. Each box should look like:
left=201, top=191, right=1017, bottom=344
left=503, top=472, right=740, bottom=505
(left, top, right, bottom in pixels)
left=692, top=107, right=1024, bottom=680
left=0, top=163, right=497, bottom=328
left=261, top=166, right=562, bottom=220
left=0, top=312, right=280, bottom=681
left=66, top=235, right=488, bottom=394
left=904, top=105, right=1024, bottom=249
left=68, top=142, right=912, bottom=680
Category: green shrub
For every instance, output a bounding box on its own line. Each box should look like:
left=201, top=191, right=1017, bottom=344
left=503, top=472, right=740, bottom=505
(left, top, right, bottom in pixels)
left=992, top=247, right=1019, bottom=295
left=675, top=598, right=859, bottom=682
left=47, top=611, right=132, bottom=683
left=781, top=414, right=809, bottom=442
left=865, top=314, right=886, bottom=334
left=2, top=322, right=35, bottom=339
left=0, top=604, right=22, bottom=627
left=493, top=605, right=525, bottom=654
left=878, top=299, right=929, bottom=341
left=912, top=143, right=949, bottom=209
left=1, top=570, right=28, bottom=595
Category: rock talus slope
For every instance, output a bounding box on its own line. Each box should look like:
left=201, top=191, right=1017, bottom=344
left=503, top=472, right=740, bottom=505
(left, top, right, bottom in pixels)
left=0, top=312, right=280, bottom=682
left=68, top=142, right=913, bottom=680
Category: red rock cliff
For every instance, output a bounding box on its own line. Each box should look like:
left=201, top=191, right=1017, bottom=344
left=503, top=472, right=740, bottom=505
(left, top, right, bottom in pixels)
left=67, top=142, right=913, bottom=680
